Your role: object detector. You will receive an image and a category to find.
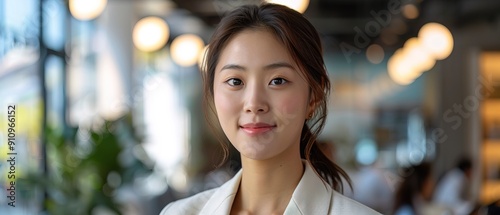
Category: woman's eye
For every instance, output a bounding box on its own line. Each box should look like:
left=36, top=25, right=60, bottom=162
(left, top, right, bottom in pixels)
left=270, top=78, right=288, bottom=85
left=226, top=78, right=243, bottom=86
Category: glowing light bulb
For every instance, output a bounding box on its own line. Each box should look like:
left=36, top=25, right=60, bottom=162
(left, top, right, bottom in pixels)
left=388, top=49, right=420, bottom=85
left=418, top=23, right=454, bottom=60
left=69, top=0, right=107, bottom=21
left=403, top=37, right=436, bottom=72
left=171, top=34, right=205, bottom=67
left=133, top=17, right=170, bottom=52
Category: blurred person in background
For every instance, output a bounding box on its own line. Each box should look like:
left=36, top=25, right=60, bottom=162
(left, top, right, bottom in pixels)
left=351, top=153, right=394, bottom=214
left=160, top=3, right=380, bottom=215
left=393, top=162, right=452, bottom=215
left=434, top=157, right=475, bottom=215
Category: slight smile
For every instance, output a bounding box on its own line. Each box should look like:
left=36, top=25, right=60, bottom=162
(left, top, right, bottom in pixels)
left=240, top=123, right=276, bottom=135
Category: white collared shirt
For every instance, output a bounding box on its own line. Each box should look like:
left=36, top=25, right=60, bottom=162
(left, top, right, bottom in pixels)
left=160, top=161, right=381, bottom=215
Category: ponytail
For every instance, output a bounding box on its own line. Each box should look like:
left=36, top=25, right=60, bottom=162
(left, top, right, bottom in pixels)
left=300, top=124, right=352, bottom=193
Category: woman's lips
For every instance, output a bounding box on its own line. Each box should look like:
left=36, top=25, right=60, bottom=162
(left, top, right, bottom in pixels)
left=240, top=123, right=276, bottom=135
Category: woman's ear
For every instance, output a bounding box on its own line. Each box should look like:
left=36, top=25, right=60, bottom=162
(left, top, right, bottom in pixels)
left=307, top=95, right=318, bottom=119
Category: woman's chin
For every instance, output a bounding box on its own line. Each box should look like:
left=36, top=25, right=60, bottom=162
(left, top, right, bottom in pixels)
left=239, top=150, right=273, bottom=161
left=236, top=145, right=286, bottom=161
left=236, top=146, right=275, bottom=161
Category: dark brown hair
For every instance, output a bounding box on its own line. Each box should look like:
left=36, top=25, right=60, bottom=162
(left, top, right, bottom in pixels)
left=201, top=3, right=351, bottom=193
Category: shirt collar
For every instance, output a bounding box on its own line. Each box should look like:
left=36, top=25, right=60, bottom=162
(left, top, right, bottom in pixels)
left=284, top=160, right=332, bottom=214
left=199, top=169, right=241, bottom=214
left=199, top=160, right=333, bottom=215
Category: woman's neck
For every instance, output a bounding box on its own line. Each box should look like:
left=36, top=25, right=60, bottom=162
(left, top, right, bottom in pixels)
left=231, top=150, right=304, bottom=215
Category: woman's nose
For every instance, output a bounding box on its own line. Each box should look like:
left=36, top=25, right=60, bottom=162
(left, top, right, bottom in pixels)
left=244, top=84, right=269, bottom=114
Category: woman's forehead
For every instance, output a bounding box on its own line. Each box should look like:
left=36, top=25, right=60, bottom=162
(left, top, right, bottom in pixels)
left=216, top=29, right=298, bottom=70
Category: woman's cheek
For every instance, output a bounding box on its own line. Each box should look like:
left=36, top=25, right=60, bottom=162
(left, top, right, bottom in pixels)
left=214, top=90, right=239, bottom=121
left=275, top=96, right=306, bottom=131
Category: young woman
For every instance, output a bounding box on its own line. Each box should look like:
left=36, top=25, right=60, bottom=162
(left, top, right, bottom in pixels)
left=161, top=3, right=380, bottom=215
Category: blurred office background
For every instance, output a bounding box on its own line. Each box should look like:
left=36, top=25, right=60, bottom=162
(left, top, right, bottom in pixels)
left=0, top=0, right=500, bottom=214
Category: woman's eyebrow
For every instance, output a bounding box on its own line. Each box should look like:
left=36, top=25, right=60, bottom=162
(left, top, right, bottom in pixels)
left=220, top=64, right=245, bottom=72
left=263, top=62, right=296, bottom=71
left=220, top=62, right=296, bottom=73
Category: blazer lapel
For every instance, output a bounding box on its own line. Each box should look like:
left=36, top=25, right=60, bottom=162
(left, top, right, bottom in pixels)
left=199, top=170, right=242, bottom=214
left=198, top=161, right=332, bottom=215
left=284, top=161, right=333, bottom=214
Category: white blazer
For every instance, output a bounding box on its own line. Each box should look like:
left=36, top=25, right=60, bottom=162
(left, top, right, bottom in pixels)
left=160, top=161, right=381, bottom=215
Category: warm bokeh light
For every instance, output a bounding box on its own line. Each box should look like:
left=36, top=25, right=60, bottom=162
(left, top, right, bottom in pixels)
left=480, top=51, right=500, bottom=84
left=366, top=44, right=385, bottom=64
left=69, top=0, right=107, bottom=21
left=388, top=23, right=453, bottom=86
left=266, top=0, right=310, bottom=13
left=170, top=34, right=205, bottom=67
left=133, top=17, right=170, bottom=52
left=402, top=4, right=419, bottom=19
left=388, top=49, right=420, bottom=85
left=403, top=37, right=436, bottom=72
left=418, top=22, right=454, bottom=60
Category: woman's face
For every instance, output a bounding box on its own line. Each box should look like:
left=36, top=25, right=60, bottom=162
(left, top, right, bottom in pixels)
left=214, top=29, right=313, bottom=160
